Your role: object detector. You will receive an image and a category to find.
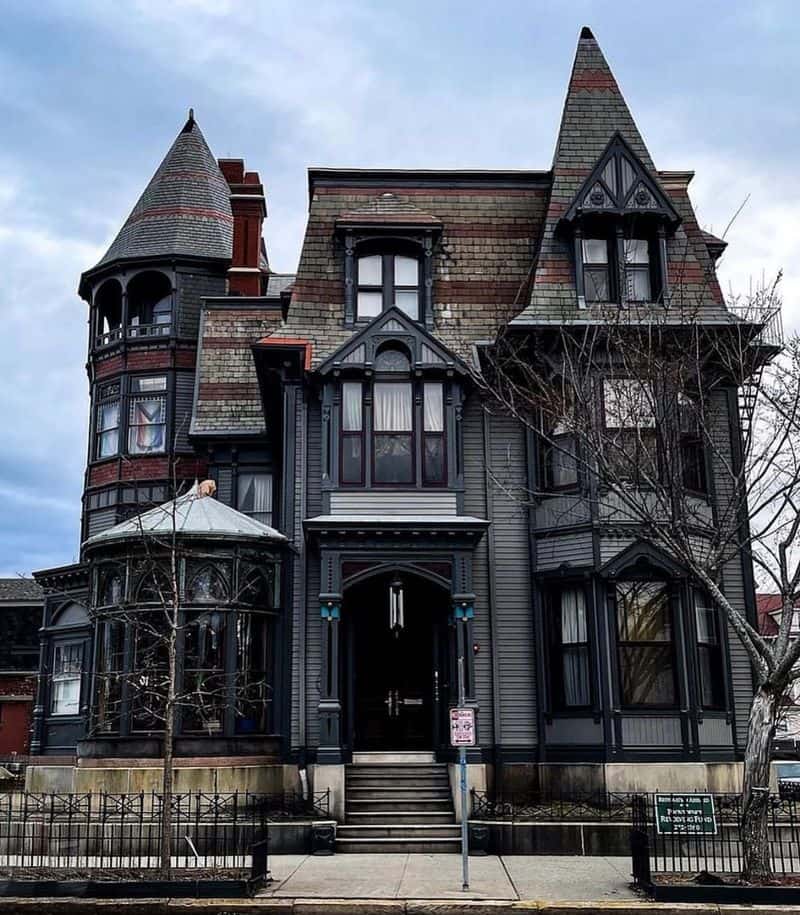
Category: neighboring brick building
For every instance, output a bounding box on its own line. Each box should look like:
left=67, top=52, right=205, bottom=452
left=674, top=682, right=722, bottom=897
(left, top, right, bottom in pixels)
left=29, top=28, right=768, bottom=840
left=758, top=594, right=800, bottom=752
left=0, top=579, right=42, bottom=756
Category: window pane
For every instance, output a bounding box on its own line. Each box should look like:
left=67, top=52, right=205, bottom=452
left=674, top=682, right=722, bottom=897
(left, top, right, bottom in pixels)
left=374, top=348, right=411, bottom=372
left=236, top=612, right=271, bottom=733
left=424, top=383, right=444, bottom=432
left=584, top=267, right=609, bottom=303
left=626, top=266, right=651, bottom=302
left=395, top=290, right=419, bottom=319
left=98, top=401, right=119, bottom=432
left=618, top=645, right=675, bottom=705
left=546, top=435, right=577, bottom=488
left=358, top=254, right=382, bottom=286
left=375, top=434, right=413, bottom=483
left=563, top=645, right=591, bottom=706
left=342, top=435, right=363, bottom=484
left=582, top=239, right=608, bottom=264
left=394, top=256, right=419, bottom=286
left=342, top=381, right=363, bottom=430
left=624, top=239, right=649, bottom=265
left=128, top=397, right=166, bottom=454
left=604, top=378, right=655, bottom=428
left=561, top=588, right=587, bottom=644
left=617, top=581, right=670, bottom=642
left=98, top=430, right=118, bottom=459
left=134, top=376, right=167, bottom=393
left=357, top=290, right=382, bottom=318
left=374, top=382, right=412, bottom=432
left=423, top=435, right=445, bottom=483
left=238, top=473, right=273, bottom=523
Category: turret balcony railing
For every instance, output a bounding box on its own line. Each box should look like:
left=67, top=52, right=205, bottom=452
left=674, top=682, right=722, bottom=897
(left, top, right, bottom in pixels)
left=93, top=322, right=173, bottom=351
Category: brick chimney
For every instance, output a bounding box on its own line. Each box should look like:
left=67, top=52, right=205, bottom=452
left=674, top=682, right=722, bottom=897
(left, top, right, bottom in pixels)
left=218, top=158, right=267, bottom=296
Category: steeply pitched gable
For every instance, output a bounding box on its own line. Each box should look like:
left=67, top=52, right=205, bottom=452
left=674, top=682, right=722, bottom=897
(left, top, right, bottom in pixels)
left=513, top=28, right=724, bottom=324
left=90, top=112, right=234, bottom=272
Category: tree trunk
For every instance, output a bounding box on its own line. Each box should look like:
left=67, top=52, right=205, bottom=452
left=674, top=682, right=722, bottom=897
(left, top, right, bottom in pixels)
left=741, top=683, right=779, bottom=882
left=160, top=624, right=177, bottom=879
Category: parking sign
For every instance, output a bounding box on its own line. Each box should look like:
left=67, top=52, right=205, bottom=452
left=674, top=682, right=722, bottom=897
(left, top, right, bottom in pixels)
left=449, top=706, right=476, bottom=746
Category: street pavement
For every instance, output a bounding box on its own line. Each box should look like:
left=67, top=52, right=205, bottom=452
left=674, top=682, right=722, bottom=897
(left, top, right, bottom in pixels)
left=261, top=854, right=637, bottom=902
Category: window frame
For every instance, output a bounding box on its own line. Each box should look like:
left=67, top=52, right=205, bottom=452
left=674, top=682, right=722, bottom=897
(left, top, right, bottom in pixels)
left=372, top=379, right=415, bottom=485
left=237, top=471, right=274, bottom=527
left=94, top=381, right=122, bottom=461
left=422, top=381, right=446, bottom=486
left=356, top=252, right=422, bottom=322
left=601, top=376, right=660, bottom=484
left=547, top=584, right=593, bottom=712
left=92, top=374, right=172, bottom=463
left=576, top=228, right=663, bottom=307
left=339, top=381, right=365, bottom=486
left=693, top=589, right=726, bottom=710
left=614, top=579, right=679, bottom=710
left=50, top=640, right=83, bottom=717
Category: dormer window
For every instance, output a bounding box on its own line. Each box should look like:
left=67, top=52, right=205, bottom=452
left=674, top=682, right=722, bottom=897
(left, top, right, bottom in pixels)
left=562, top=133, right=680, bottom=309
left=356, top=254, right=420, bottom=321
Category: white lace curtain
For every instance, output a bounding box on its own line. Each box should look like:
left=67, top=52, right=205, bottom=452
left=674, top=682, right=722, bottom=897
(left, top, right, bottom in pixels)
left=374, top=383, right=412, bottom=432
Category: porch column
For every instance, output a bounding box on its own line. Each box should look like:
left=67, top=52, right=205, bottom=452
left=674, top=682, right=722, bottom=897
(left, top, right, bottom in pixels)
left=317, top=593, right=343, bottom=763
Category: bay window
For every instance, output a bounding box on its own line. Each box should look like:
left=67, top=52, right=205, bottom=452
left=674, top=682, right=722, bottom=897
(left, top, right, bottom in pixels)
left=550, top=586, right=591, bottom=709
left=51, top=642, right=83, bottom=716
left=183, top=609, right=226, bottom=734
left=603, top=377, right=658, bottom=481
left=616, top=580, right=676, bottom=707
left=235, top=612, right=272, bottom=734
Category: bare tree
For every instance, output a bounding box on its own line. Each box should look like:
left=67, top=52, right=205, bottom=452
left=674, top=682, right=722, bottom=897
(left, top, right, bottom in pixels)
left=479, top=280, right=797, bottom=880
left=89, top=473, right=275, bottom=877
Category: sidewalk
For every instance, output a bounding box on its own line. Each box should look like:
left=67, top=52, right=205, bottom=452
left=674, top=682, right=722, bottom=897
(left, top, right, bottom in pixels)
left=262, top=853, right=637, bottom=902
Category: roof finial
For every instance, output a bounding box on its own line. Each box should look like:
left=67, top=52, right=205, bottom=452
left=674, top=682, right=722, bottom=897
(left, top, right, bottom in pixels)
left=182, top=107, right=196, bottom=133
left=579, top=26, right=595, bottom=40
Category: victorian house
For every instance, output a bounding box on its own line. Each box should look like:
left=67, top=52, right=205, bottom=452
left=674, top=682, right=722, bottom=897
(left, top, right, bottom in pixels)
left=29, top=29, right=765, bottom=837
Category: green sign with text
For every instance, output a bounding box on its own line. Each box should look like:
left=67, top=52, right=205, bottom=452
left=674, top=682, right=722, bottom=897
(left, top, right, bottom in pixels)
left=654, top=794, right=717, bottom=835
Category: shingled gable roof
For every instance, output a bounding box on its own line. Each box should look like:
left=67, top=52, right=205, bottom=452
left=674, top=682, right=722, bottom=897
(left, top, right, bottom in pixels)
left=88, top=112, right=233, bottom=274
left=315, top=306, right=470, bottom=376
left=336, top=193, right=441, bottom=228
left=512, top=27, right=726, bottom=325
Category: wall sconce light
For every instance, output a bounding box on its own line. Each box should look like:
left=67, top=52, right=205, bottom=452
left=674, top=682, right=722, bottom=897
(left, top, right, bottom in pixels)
left=389, top=576, right=404, bottom=638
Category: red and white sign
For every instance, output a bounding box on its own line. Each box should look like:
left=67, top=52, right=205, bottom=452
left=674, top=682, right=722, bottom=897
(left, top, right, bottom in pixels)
left=449, top=707, right=476, bottom=747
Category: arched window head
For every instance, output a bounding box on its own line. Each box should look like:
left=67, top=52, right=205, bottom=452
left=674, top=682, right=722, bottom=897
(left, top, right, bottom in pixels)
left=187, top=566, right=228, bottom=603
left=127, top=270, right=172, bottom=338
left=99, top=570, right=123, bottom=608
left=136, top=568, right=171, bottom=604
left=374, top=344, right=411, bottom=373
left=94, top=279, right=123, bottom=348
left=356, top=253, right=420, bottom=321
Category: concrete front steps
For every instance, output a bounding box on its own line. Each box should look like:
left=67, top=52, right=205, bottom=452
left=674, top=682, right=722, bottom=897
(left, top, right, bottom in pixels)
left=338, top=762, right=460, bottom=853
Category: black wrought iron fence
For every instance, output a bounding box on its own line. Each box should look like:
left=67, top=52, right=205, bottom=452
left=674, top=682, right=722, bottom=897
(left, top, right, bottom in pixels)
left=630, top=791, right=800, bottom=884
left=470, top=789, right=639, bottom=821
left=0, top=789, right=327, bottom=873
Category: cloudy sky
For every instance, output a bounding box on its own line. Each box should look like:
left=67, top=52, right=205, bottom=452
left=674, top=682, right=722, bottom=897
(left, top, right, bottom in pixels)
left=1, top=0, right=798, bottom=577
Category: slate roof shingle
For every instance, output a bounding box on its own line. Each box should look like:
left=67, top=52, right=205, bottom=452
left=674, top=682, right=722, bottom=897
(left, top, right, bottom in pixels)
left=92, top=113, right=233, bottom=270
left=0, top=579, right=43, bottom=602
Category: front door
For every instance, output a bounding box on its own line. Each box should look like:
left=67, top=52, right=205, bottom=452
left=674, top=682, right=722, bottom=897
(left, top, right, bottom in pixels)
left=349, top=574, right=445, bottom=751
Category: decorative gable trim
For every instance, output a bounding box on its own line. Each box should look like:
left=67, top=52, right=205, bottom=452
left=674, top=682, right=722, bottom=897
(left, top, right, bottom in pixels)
left=562, top=133, right=680, bottom=228
left=315, top=306, right=469, bottom=377
left=599, top=539, right=687, bottom=580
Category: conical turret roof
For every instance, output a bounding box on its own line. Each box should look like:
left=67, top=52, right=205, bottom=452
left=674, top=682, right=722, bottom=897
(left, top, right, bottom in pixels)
left=92, top=112, right=233, bottom=270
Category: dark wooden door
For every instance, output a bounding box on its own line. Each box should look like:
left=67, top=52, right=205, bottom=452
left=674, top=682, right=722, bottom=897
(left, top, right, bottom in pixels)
left=352, top=578, right=438, bottom=751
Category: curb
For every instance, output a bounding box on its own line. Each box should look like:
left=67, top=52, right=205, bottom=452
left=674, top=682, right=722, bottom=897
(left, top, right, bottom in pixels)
left=1, top=899, right=800, bottom=915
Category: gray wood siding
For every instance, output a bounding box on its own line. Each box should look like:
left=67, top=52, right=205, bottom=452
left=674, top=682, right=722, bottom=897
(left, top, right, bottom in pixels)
left=489, top=411, right=537, bottom=746
left=533, top=495, right=591, bottom=530
left=708, top=388, right=753, bottom=749
left=620, top=716, right=682, bottom=746
left=215, top=466, right=233, bottom=506
left=698, top=718, right=734, bottom=747
left=536, top=531, right=594, bottom=570
left=304, top=398, right=323, bottom=747
left=290, top=390, right=311, bottom=749
left=329, top=491, right=457, bottom=516
left=174, top=371, right=195, bottom=453
left=598, top=534, right=635, bottom=566
left=461, top=397, right=494, bottom=746
left=86, top=507, right=118, bottom=538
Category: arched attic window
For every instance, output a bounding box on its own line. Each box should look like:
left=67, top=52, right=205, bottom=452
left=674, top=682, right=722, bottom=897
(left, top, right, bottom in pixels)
left=94, top=279, right=123, bottom=348
left=127, top=270, right=172, bottom=338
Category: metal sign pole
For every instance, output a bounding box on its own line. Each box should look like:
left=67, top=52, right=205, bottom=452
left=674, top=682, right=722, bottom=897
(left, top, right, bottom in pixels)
left=458, top=655, right=469, bottom=890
